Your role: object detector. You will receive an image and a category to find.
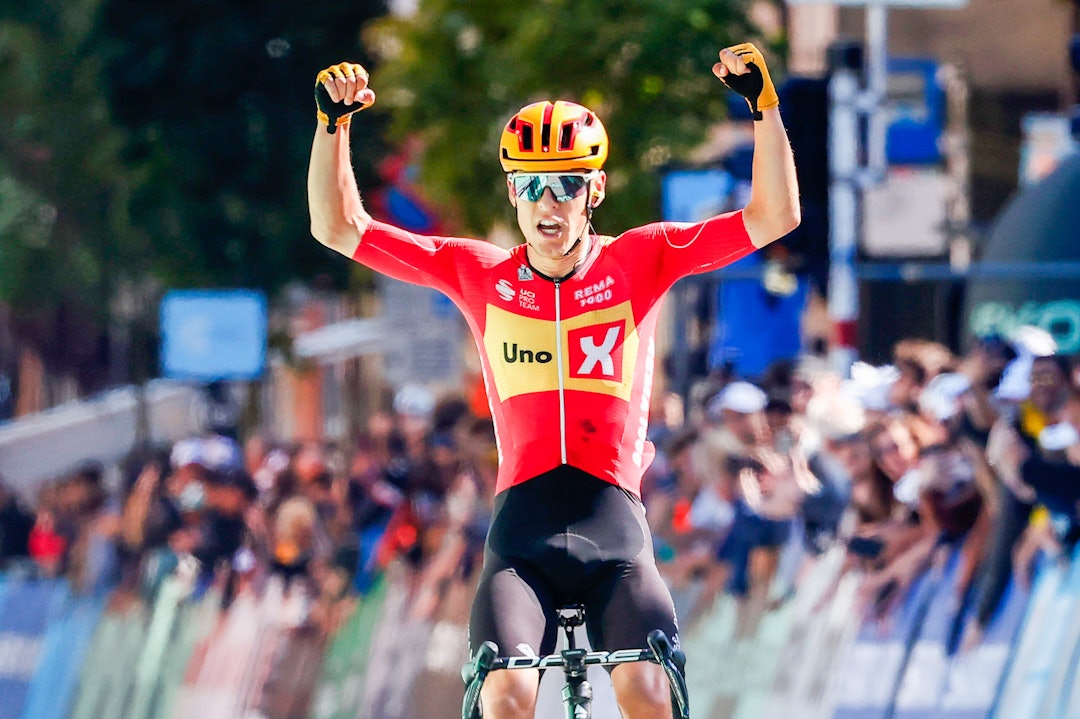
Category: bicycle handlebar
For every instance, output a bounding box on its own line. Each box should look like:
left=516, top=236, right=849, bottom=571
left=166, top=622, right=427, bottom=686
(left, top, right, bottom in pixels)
left=489, top=647, right=656, bottom=671
left=462, top=631, right=690, bottom=719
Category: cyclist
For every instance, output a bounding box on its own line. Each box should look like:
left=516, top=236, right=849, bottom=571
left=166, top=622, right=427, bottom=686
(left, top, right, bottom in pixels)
left=308, top=42, right=799, bottom=719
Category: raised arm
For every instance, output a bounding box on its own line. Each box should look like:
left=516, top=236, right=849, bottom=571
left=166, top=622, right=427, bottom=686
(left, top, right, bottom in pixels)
left=307, top=63, right=376, bottom=258
left=715, top=44, right=801, bottom=248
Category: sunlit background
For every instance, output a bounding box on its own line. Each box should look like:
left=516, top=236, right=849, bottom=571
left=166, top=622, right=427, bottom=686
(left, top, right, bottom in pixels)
left=0, top=0, right=1075, bottom=712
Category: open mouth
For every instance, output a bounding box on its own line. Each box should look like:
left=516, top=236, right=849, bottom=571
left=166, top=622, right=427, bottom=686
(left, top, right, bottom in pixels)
left=537, top=219, right=563, bottom=236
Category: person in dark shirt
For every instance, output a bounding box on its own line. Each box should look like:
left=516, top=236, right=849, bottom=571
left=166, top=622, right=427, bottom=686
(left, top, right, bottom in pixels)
left=0, top=479, right=34, bottom=566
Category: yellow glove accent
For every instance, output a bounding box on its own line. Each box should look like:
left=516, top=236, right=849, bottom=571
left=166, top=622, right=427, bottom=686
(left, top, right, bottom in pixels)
left=314, top=62, right=374, bottom=134
left=721, top=42, right=779, bottom=119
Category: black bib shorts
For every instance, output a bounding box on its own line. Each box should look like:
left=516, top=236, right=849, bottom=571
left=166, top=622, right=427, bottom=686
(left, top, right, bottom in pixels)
left=468, top=465, right=679, bottom=662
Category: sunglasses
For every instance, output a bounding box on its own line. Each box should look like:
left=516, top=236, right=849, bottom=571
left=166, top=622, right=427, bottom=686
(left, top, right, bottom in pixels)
left=510, top=172, right=597, bottom=203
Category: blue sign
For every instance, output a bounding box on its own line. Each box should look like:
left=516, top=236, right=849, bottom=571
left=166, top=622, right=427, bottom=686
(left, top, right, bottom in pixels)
left=711, top=254, right=809, bottom=379
left=660, top=169, right=736, bottom=223
left=887, top=57, right=945, bottom=165
left=160, top=290, right=267, bottom=381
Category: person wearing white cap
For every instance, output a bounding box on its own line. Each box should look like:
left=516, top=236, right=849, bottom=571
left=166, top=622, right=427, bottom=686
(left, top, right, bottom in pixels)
left=696, top=382, right=770, bottom=523
left=967, top=349, right=1072, bottom=650
left=702, top=382, right=769, bottom=459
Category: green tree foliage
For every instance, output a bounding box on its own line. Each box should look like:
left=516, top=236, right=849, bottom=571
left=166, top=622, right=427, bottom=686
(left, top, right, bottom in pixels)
left=364, top=0, right=758, bottom=237
left=95, top=0, right=390, bottom=291
left=0, top=0, right=389, bottom=390
left=0, top=0, right=138, bottom=386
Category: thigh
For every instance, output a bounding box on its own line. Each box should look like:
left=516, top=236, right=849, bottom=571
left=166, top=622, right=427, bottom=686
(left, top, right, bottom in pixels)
left=469, top=549, right=559, bottom=657
left=584, top=501, right=680, bottom=654
left=587, top=555, right=679, bottom=654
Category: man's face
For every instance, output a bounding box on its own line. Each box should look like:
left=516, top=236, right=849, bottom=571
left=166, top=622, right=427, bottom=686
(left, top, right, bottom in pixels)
left=508, top=171, right=605, bottom=260
left=1029, top=356, right=1069, bottom=414
left=724, top=409, right=768, bottom=446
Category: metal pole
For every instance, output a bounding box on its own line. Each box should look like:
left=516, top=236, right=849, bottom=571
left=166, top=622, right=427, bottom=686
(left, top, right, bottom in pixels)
left=828, top=67, right=862, bottom=377
left=866, top=1, right=890, bottom=181
left=941, top=63, right=972, bottom=270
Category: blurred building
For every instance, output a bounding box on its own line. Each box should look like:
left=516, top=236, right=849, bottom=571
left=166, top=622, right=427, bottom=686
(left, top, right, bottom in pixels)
left=783, top=0, right=1079, bottom=361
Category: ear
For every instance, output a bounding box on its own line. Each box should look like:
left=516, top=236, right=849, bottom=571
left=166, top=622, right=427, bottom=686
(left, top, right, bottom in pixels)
left=507, top=176, right=517, bottom=208
left=589, top=171, right=607, bottom=208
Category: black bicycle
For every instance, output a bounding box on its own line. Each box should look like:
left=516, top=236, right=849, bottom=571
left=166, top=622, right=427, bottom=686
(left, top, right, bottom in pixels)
left=460, top=604, right=690, bottom=719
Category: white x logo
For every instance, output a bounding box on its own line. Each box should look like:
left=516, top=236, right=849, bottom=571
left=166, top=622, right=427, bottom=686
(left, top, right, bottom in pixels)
left=576, top=326, right=620, bottom=376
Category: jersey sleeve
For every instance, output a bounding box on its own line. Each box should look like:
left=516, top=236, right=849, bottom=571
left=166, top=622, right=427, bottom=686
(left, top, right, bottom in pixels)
left=617, top=211, right=758, bottom=298
left=351, top=220, right=509, bottom=302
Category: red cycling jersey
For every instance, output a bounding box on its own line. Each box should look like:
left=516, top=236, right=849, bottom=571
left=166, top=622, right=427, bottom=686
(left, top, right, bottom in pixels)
left=352, top=213, right=756, bottom=497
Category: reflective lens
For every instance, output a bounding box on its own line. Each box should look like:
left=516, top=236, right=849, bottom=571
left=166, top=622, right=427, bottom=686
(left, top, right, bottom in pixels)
left=511, top=173, right=594, bottom=202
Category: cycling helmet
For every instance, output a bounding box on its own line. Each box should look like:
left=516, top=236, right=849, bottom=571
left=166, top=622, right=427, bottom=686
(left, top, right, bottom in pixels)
left=499, top=100, right=608, bottom=172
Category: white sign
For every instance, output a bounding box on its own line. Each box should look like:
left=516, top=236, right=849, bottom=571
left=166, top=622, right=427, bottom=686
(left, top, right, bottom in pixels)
left=378, top=277, right=464, bottom=388
left=861, top=167, right=950, bottom=258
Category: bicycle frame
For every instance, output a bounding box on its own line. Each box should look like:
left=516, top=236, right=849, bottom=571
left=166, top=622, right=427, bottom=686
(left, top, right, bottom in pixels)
left=461, top=606, right=689, bottom=719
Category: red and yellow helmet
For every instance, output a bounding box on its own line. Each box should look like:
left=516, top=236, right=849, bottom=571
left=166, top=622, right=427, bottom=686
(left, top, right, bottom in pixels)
left=499, top=100, right=608, bottom=173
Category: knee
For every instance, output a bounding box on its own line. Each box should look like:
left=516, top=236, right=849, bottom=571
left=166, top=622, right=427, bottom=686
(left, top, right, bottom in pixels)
left=612, top=663, right=672, bottom=718
left=480, top=669, right=538, bottom=719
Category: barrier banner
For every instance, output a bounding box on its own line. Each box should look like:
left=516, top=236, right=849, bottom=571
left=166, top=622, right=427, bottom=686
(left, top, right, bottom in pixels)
left=1032, top=550, right=1080, bottom=719
left=169, top=582, right=285, bottom=719
left=310, top=580, right=388, bottom=719
left=763, top=548, right=864, bottom=719
left=1053, top=581, right=1080, bottom=719
left=682, top=594, right=739, bottom=716
left=67, top=603, right=150, bottom=719
left=0, top=579, right=60, bottom=719
left=20, top=584, right=107, bottom=719
left=892, top=552, right=965, bottom=717
left=832, top=556, right=945, bottom=719
left=357, top=578, right=435, bottom=719
left=129, top=579, right=219, bottom=719
left=930, top=578, right=1028, bottom=719
left=993, top=544, right=1080, bottom=719
left=679, top=594, right=799, bottom=719
left=400, top=580, right=479, bottom=719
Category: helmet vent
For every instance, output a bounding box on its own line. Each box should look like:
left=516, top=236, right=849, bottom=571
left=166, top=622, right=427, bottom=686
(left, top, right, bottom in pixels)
left=559, top=123, right=575, bottom=151
left=507, top=119, right=534, bottom=152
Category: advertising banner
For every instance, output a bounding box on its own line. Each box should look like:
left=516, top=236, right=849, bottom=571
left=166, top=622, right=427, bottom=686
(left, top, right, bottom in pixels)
left=0, top=580, right=59, bottom=719
left=994, top=546, right=1080, bottom=719
left=832, top=558, right=946, bottom=719
left=21, top=585, right=107, bottom=719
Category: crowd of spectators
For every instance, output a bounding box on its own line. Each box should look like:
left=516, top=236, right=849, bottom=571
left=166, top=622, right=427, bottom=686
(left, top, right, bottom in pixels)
left=0, top=385, right=498, bottom=637
left=1, top=326, right=1079, bottom=655
left=645, top=326, right=1080, bottom=652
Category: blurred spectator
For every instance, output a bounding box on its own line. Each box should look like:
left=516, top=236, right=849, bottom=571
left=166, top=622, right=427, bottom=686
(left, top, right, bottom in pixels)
left=28, top=484, right=68, bottom=578
left=119, top=447, right=182, bottom=599
left=890, top=339, right=955, bottom=417
left=195, top=466, right=257, bottom=603
left=0, top=478, right=34, bottom=567
left=715, top=452, right=800, bottom=612
left=271, top=495, right=321, bottom=585
left=347, top=420, right=410, bottom=594
left=647, top=428, right=733, bottom=625
left=956, top=335, right=1016, bottom=447
left=62, top=463, right=121, bottom=595
left=976, top=351, right=1072, bottom=631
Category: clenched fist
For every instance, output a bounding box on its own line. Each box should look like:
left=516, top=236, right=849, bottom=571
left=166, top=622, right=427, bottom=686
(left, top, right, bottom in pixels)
left=714, top=43, right=779, bottom=121
left=315, top=62, right=376, bottom=134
